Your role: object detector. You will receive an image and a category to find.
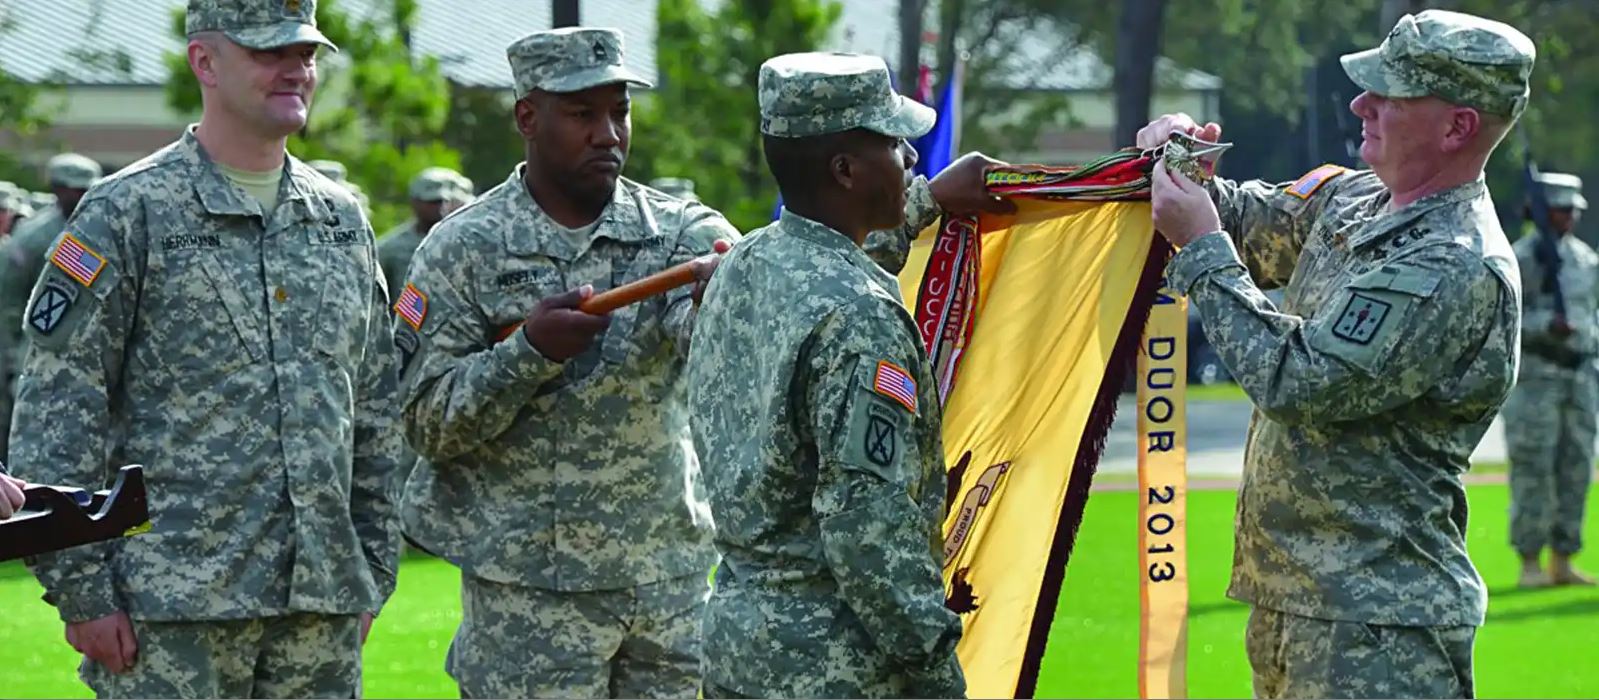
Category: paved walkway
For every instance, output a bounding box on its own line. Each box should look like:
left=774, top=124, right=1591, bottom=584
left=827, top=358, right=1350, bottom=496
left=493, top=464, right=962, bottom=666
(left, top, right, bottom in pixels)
left=1097, top=395, right=1521, bottom=479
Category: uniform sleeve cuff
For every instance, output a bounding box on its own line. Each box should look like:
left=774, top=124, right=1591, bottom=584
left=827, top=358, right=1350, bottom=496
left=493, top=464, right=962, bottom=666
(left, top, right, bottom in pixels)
left=1167, top=231, right=1244, bottom=296
left=904, top=176, right=940, bottom=234
left=494, top=327, right=565, bottom=385
left=45, top=581, right=121, bottom=623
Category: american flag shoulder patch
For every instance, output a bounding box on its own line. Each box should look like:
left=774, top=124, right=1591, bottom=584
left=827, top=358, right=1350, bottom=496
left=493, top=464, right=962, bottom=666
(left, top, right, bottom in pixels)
left=51, top=233, right=108, bottom=287
left=873, top=360, right=918, bottom=413
left=395, top=283, right=428, bottom=331
left=1286, top=164, right=1348, bottom=200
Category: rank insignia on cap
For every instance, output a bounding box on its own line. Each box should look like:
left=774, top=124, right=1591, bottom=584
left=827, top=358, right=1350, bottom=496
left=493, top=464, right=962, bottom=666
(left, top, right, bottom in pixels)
left=873, top=360, right=918, bottom=413
left=51, top=233, right=107, bottom=287
left=395, top=283, right=428, bottom=331
left=1287, top=164, right=1347, bottom=200
left=593, top=40, right=607, bottom=61
left=285, top=0, right=302, bottom=12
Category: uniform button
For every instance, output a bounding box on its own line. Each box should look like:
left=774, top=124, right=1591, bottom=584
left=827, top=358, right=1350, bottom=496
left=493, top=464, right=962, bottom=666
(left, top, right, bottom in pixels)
left=275, top=287, right=288, bottom=303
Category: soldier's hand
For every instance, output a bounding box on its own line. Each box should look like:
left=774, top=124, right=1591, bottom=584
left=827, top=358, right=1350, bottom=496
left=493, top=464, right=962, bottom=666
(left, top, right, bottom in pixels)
left=0, top=474, right=24, bottom=520
left=66, top=611, right=138, bottom=674
left=1551, top=316, right=1576, bottom=338
left=359, top=612, right=374, bottom=647
left=690, top=240, right=734, bottom=306
left=1151, top=160, right=1222, bottom=247
left=929, top=152, right=1018, bottom=217
left=1136, top=113, right=1222, bottom=149
left=524, top=285, right=611, bottom=362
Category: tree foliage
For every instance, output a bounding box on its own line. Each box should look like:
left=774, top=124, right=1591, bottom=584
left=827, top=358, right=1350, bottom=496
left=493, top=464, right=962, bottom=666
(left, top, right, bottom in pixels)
left=0, top=7, right=53, bottom=187
left=627, top=0, right=843, bottom=231
left=163, top=0, right=460, bottom=232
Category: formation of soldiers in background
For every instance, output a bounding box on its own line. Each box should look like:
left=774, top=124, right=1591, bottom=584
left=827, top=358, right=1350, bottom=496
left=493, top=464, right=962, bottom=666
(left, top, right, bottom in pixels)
left=0, top=2, right=1593, bottom=700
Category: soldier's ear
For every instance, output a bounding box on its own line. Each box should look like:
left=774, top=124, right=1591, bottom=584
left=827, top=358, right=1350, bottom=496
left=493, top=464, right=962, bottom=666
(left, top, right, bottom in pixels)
left=514, top=96, right=539, bottom=140
left=830, top=152, right=856, bottom=192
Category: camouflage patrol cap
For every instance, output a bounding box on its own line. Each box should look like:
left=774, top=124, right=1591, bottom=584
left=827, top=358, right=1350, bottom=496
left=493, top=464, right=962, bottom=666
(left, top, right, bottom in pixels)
left=649, top=177, right=698, bottom=201
left=186, top=0, right=338, bottom=53
left=1341, top=9, right=1534, bottom=117
left=410, top=167, right=464, bottom=202
left=29, top=192, right=57, bottom=211
left=46, top=153, right=103, bottom=190
left=1537, top=172, right=1587, bottom=210
left=0, top=182, right=20, bottom=211
left=452, top=174, right=475, bottom=200
left=758, top=52, right=935, bottom=139
left=506, top=27, right=652, bottom=97
left=308, top=159, right=347, bottom=182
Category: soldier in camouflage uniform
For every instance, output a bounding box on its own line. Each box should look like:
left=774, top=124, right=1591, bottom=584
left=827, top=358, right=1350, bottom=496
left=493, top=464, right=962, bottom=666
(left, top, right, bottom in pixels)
left=10, top=1, right=403, bottom=696
left=685, top=52, right=1013, bottom=699
left=1504, top=171, right=1597, bottom=587
left=0, top=181, right=32, bottom=237
left=309, top=159, right=370, bottom=214
left=376, top=167, right=465, bottom=296
left=395, top=28, right=734, bottom=699
left=1141, top=9, right=1532, bottom=699
left=0, top=153, right=103, bottom=463
left=648, top=177, right=698, bottom=202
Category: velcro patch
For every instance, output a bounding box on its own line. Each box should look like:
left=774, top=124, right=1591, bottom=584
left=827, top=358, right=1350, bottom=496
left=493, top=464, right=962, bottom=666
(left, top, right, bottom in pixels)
left=864, top=413, right=897, bottom=466
left=873, top=360, right=918, bottom=413
left=27, top=282, right=77, bottom=335
left=51, top=233, right=107, bottom=287
left=1331, top=292, right=1391, bottom=344
left=1286, top=164, right=1347, bottom=200
left=314, top=227, right=363, bottom=246
left=395, top=284, right=428, bottom=331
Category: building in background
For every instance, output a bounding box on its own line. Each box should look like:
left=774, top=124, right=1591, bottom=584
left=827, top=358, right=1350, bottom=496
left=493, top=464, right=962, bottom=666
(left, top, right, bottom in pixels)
left=1, top=1, right=1218, bottom=175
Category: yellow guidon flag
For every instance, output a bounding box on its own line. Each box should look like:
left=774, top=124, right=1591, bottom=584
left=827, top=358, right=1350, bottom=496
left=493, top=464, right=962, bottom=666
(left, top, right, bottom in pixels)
left=898, top=148, right=1207, bottom=698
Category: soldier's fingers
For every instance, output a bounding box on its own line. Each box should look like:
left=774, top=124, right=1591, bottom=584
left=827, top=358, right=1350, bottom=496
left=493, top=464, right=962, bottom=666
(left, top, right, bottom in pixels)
left=539, top=285, right=594, bottom=311
left=0, top=479, right=20, bottom=519
left=712, top=239, right=732, bottom=254
left=117, top=619, right=138, bottom=670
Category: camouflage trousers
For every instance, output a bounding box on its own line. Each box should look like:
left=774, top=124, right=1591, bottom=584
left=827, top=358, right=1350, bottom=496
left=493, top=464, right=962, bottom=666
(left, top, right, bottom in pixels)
left=1503, top=369, right=1596, bottom=555
left=80, top=612, right=362, bottom=699
left=1245, top=607, right=1474, bottom=699
left=447, top=571, right=707, bottom=699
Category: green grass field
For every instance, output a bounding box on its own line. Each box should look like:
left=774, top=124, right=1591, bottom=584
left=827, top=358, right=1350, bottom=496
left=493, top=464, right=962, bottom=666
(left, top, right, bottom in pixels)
left=4, top=483, right=1596, bottom=698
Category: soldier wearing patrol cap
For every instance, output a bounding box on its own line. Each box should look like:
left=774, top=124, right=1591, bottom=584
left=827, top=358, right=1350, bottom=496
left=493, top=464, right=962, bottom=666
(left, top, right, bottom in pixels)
left=0, top=153, right=104, bottom=464
left=1504, top=171, right=1597, bottom=589
left=377, top=166, right=466, bottom=297
left=10, top=1, right=404, bottom=697
left=647, top=176, right=698, bottom=202
left=1139, top=9, right=1534, bottom=698
left=0, top=181, right=31, bottom=237
left=685, top=51, right=1015, bottom=699
left=308, top=159, right=371, bottom=214
left=395, top=26, right=736, bottom=699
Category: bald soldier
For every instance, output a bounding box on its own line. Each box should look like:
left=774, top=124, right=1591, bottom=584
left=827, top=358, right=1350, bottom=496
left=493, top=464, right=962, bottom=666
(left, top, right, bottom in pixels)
left=1504, top=171, right=1597, bottom=587
left=0, top=153, right=103, bottom=462
left=1142, top=10, right=1532, bottom=698
left=10, top=1, right=403, bottom=696
left=686, top=52, right=1013, bottom=699
left=377, top=167, right=466, bottom=296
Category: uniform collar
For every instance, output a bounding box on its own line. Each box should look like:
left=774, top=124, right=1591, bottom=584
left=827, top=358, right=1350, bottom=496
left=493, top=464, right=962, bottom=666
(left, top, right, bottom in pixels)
left=503, top=164, right=653, bottom=260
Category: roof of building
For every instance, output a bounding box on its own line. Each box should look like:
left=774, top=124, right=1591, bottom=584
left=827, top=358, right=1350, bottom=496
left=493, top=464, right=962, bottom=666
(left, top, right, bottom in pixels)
left=0, top=0, right=1215, bottom=93
left=0, top=0, right=657, bottom=90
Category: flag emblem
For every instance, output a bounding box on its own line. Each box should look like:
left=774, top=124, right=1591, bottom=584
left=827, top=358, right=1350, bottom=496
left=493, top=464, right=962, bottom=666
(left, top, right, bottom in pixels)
left=873, top=360, right=918, bottom=413
left=51, top=233, right=107, bottom=287
left=395, top=283, right=428, bottom=330
left=1287, top=164, right=1347, bottom=200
